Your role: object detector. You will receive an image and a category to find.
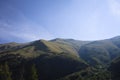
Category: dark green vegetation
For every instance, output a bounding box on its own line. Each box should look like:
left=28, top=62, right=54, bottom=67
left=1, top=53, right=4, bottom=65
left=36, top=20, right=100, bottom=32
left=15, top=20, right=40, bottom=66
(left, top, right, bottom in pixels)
left=0, top=36, right=120, bottom=80
left=108, top=57, right=120, bottom=80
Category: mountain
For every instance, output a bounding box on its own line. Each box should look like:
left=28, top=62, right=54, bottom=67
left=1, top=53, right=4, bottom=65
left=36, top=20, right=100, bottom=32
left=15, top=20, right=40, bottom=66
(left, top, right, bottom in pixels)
left=0, top=38, right=91, bottom=58
left=0, top=39, right=89, bottom=80
left=51, top=38, right=90, bottom=52
left=0, top=36, right=120, bottom=80
left=79, top=37, right=120, bottom=66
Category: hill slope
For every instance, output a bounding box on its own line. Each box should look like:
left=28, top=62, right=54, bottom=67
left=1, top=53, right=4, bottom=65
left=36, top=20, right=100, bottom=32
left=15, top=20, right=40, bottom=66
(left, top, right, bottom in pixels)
left=0, top=39, right=89, bottom=80
left=79, top=37, right=120, bottom=66
left=0, top=36, right=120, bottom=80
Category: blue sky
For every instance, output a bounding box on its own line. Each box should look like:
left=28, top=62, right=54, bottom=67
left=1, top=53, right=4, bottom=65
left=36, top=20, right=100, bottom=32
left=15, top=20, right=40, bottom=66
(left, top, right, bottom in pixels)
left=0, top=0, right=120, bottom=43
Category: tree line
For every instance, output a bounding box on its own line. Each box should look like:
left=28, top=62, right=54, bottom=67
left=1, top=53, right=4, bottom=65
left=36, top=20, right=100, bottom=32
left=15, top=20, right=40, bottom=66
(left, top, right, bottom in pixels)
left=0, top=62, right=38, bottom=80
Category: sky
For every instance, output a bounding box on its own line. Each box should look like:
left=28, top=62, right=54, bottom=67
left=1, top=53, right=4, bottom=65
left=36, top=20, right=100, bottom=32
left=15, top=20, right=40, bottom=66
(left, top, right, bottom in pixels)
left=0, top=0, right=120, bottom=43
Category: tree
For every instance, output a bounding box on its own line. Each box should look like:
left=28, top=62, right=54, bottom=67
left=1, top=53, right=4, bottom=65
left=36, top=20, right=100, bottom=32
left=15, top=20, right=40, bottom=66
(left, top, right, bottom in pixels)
left=29, top=64, right=38, bottom=80
left=19, top=65, right=25, bottom=80
left=0, top=64, right=4, bottom=80
left=0, top=62, right=12, bottom=80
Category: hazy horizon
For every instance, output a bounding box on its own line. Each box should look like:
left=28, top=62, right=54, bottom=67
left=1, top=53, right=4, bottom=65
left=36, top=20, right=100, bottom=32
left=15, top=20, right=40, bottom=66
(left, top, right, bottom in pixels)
left=0, top=0, right=120, bottom=43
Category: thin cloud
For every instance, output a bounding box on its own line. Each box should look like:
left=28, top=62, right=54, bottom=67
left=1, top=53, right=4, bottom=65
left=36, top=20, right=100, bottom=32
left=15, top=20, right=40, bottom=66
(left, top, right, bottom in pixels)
left=0, top=2, right=54, bottom=42
left=108, top=0, right=120, bottom=16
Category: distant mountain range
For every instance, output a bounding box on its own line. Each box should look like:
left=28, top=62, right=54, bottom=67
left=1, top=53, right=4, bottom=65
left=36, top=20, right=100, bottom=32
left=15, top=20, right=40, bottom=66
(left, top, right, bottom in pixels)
left=0, top=36, right=120, bottom=80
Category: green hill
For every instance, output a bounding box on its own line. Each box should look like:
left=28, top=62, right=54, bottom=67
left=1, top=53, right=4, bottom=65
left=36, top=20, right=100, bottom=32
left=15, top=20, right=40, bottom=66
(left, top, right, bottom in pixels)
left=79, top=38, right=120, bottom=66
left=0, top=39, right=89, bottom=80
left=1, top=36, right=120, bottom=80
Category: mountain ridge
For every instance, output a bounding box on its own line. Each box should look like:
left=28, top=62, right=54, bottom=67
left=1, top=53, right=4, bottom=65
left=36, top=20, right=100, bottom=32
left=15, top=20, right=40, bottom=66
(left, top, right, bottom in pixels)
left=1, top=36, right=120, bottom=80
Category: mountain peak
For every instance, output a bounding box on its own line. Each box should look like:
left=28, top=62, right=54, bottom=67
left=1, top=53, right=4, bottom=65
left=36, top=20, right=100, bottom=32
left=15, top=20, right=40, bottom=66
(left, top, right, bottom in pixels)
left=51, top=38, right=76, bottom=42
left=50, top=38, right=64, bottom=41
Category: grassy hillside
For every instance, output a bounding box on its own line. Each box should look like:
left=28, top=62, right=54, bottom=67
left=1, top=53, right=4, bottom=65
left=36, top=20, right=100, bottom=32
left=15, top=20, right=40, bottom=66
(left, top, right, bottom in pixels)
left=0, top=36, right=120, bottom=80
left=0, top=53, right=88, bottom=80
left=51, top=38, right=90, bottom=51
left=0, top=39, right=89, bottom=80
left=58, top=67, right=111, bottom=80
left=79, top=39, right=120, bottom=66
